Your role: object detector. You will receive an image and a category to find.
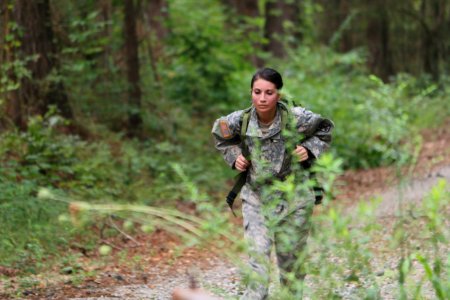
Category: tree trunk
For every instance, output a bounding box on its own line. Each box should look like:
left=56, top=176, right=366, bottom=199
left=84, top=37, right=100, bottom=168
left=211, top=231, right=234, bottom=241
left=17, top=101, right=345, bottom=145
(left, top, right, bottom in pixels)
left=124, top=0, right=143, bottom=137
left=338, top=0, right=353, bottom=52
left=10, top=0, right=72, bottom=124
left=142, top=0, right=170, bottom=83
left=98, top=0, right=112, bottom=70
left=366, top=2, right=394, bottom=81
left=317, top=0, right=340, bottom=45
left=421, top=0, right=441, bottom=81
left=1, top=1, right=24, bottom=129
left=264, top=0, right=301, bottom=58
left=444, top=4, right=450, bottom=76
left=146, top=0, right=170, bottom=42
left=223, top=0, right=259, bottom=17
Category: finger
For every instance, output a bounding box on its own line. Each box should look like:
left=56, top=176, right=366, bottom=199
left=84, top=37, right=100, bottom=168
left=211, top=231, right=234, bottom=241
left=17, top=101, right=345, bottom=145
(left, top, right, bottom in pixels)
left=295, top=151, right=305, bottom=157
left=294, top=148, right=304, bottom=155
left=239, top=159, right=249, bottom=167
left=296, top=152, right=306, bottom=161
left=297, top=147, right=306, bottom=154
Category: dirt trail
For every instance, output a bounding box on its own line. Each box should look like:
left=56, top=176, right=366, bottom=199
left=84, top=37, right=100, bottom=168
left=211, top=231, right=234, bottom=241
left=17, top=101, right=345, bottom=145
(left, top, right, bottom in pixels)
left=1, top=164, right=449, bottom=299
left=344, top=164, right=450, bottom=218
left=61, top=162, right=450, bottom=300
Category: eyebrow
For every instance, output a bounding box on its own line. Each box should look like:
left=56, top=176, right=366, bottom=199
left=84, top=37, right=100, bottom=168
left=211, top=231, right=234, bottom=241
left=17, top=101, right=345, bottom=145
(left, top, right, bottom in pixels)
left=252, top=88, right=277, bottom=92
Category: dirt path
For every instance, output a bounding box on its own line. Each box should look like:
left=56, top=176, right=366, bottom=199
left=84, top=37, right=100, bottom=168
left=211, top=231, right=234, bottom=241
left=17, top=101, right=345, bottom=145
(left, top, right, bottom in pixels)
left=344, top=164, right=450, bottom=218
left=2, top=170, right=449, bottom=299
left=1, top=173, right=449, bottom=299
left=57, top=162, right=449, bottom=300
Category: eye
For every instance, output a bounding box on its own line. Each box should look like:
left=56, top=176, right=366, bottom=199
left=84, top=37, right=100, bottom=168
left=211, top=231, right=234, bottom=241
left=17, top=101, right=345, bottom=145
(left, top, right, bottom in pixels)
left=253, top=89, right=261, bottom=94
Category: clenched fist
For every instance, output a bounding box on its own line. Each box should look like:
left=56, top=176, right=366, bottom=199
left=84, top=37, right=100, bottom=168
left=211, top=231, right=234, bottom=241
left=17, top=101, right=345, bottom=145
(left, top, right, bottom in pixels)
left=293, top=145, right=309, bottom=162
left=235, top=154, right=251, bottom=172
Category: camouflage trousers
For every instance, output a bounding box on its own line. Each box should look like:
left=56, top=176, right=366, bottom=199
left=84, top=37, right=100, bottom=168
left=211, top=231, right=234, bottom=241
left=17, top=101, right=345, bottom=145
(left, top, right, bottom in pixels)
left=240, top=187, right=314, bottom=300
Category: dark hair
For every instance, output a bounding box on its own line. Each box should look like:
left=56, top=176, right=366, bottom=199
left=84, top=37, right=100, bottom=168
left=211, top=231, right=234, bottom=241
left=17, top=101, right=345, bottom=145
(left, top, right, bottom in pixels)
left=250, top=68, right=283, bottom=90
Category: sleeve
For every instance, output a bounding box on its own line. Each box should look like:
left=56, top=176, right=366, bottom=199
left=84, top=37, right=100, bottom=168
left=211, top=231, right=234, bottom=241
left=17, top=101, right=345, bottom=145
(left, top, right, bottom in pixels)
left=211, top=110, right=244, bottom=168
left=291, top=106, right=334, bottom=163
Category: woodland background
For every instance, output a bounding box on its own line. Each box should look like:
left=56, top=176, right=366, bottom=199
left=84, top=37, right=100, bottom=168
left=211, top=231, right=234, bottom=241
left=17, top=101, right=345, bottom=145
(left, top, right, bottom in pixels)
left=0, top=0, right=449, bottom=286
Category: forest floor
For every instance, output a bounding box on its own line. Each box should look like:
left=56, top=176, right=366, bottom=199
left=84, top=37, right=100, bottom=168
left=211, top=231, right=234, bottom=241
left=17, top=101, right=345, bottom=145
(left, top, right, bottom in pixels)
left=1, top=120, right=450, bottom=300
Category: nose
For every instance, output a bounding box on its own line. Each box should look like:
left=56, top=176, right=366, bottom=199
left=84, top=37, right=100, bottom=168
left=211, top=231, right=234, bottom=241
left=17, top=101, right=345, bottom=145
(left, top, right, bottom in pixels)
left=259, top=92, right=267, bottom=102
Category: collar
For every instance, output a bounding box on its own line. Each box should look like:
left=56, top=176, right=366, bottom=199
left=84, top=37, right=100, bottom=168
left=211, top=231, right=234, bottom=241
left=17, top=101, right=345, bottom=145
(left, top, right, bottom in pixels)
left=246, top=107, right=282, bottom=139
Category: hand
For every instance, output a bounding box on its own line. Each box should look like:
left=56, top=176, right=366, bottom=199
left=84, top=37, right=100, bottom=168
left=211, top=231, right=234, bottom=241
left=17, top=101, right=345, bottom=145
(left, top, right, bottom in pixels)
left=235, top=154, right=251, bottom=172
left=293, top=145, right=309, bottom=162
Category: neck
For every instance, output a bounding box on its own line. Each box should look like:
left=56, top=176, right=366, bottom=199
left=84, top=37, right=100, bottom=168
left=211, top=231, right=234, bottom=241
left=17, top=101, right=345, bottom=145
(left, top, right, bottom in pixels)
left=256, top=108, right=277, bottom=124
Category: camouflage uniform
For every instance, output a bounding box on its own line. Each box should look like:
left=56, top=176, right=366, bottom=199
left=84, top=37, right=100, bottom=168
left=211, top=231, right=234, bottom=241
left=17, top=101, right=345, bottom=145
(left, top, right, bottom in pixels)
left=212, top=103, right=333, bottom=300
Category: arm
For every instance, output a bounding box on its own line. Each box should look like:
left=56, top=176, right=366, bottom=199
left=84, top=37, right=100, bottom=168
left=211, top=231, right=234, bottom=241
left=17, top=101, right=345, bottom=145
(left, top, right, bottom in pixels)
left=211, top=110, right=244, bottom=168
left=291, top=106, right=334, bottom=166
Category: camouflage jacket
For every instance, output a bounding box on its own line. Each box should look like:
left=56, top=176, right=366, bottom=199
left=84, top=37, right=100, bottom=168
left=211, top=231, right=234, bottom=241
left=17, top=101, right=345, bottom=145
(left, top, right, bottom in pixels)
left=212, top=103, right=334, bottom=200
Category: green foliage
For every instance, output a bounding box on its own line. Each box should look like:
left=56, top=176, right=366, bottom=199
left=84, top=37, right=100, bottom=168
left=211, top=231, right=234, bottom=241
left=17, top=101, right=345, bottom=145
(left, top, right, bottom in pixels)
left=54, top=1, right=127, bottom=126
left=0, top=104, right=232, bottom=273
left=162, top=0, right=254, bottom=114
left=0, top=16, right=33, bottom=108
left=0, top=113, right=88, bottom=271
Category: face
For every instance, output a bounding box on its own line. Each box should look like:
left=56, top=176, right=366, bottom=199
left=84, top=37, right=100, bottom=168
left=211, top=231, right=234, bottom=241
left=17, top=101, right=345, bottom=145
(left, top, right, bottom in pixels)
left=251, top=78, right=280, bottom=117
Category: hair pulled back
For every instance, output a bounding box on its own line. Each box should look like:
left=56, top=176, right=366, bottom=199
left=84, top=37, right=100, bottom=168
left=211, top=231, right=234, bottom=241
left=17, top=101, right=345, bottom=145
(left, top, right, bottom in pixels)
left=250, top=68, right=283, bottom=90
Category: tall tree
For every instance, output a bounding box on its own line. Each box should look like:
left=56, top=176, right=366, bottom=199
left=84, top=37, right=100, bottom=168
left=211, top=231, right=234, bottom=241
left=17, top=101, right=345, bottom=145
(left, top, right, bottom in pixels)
left=420, top=0, right=447, bottom=81
left=142, top=0, right=170, bottom=84
left=317, top=0, right=356, bottom=52
left=337, top=0, right=354, bottom=52
left=391, top=0, right=449, bottom=80
left=366, top=1, right=393, bottom=81
left=1, top=1, right=23, bottom=128
left=146, top=0, right=170, bottom=45
left=124, top=0, right=142, bottom=137
left=264, top=0, right=302, bottom=58
left=225, top=0, right=259, bottom=17
left=3, top=0, right=72, bottom=129
left=98, top=0, right=113, bottom=70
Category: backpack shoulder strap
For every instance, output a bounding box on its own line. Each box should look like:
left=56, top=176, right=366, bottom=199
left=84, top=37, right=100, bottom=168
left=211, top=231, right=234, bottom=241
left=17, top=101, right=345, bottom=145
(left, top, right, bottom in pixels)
left=240, top=106, right=252, bottom=138
left=278, top=100, right=293, bottom=132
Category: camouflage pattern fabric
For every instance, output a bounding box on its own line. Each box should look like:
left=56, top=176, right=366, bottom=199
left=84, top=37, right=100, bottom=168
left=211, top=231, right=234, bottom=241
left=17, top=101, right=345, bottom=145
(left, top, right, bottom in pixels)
left=240, top=187, right=314, bottom=299
left=211, top=103, right=333, bottom=299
